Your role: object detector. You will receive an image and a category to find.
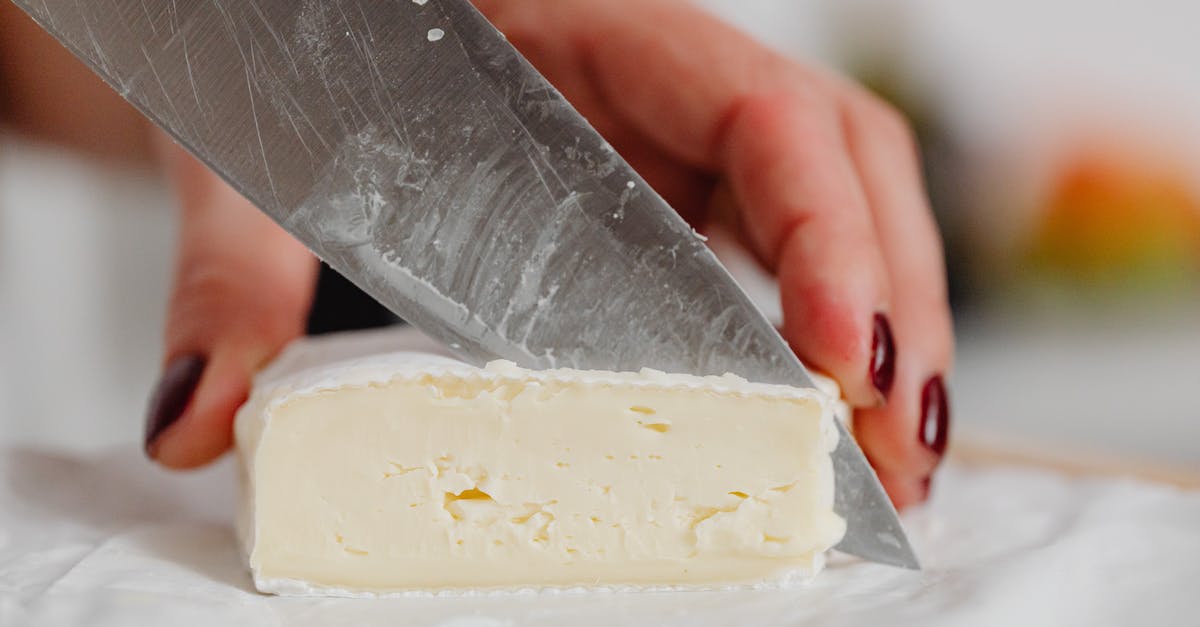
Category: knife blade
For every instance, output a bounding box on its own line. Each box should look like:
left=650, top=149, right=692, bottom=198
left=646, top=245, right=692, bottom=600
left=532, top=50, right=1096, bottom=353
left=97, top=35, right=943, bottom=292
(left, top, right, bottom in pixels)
left=12, top=0, right=918, bottom=569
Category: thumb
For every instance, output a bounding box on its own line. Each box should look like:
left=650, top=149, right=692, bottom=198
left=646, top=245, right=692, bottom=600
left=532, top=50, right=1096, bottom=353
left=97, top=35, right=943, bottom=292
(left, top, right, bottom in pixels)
left=145, top=142, right=316, bottom=468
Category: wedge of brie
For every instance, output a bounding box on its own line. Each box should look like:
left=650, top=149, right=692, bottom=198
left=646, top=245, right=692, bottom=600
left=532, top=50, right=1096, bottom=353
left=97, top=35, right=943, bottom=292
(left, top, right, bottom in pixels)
left=235, top=336, right=845, bottom=595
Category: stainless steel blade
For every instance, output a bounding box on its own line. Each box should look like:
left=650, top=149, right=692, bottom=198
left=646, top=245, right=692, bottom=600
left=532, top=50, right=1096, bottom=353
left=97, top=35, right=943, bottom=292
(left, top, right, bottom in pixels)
left=12, top=0, right=917, bottom=568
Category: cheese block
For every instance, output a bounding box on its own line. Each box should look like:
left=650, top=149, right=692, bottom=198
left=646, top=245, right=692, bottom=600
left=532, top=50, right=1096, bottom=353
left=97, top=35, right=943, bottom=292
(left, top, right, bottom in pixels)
left=235, top=337, right=846, bottom=595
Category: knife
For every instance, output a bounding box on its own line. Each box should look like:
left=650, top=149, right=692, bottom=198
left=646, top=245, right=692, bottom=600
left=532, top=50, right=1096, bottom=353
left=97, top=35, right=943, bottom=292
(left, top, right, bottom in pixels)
left=11, top=0, right=918, bottom=569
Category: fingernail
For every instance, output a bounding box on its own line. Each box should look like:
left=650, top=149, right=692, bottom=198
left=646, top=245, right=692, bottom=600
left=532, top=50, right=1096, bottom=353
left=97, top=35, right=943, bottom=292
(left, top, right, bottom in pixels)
left=870, top=313, right=896, bottom=399
left=144, top=354, right=206, bottom=455
left=919, top=375, right=950, bottom=459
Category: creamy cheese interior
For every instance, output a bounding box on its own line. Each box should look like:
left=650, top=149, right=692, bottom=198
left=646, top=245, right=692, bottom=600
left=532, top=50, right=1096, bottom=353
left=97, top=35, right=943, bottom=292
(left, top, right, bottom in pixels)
left=236, top=354, right=845, bottom=594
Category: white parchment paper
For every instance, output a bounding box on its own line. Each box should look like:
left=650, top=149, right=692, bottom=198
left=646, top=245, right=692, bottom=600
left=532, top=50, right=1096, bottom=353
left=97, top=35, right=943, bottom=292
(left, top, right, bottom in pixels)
left=4, top=328, right=1199, bottom=625
left=3, top=444, right=1199, bottom=626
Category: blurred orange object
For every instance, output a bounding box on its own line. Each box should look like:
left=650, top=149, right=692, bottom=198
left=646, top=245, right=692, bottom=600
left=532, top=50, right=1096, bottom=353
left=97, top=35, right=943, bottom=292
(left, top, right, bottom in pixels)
left=1026, top=146, right=1200, bottom=291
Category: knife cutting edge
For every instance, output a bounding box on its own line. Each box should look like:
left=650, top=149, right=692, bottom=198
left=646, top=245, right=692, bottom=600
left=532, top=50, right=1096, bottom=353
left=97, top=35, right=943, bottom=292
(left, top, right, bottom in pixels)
left=10, top=0, right=919, bottom=569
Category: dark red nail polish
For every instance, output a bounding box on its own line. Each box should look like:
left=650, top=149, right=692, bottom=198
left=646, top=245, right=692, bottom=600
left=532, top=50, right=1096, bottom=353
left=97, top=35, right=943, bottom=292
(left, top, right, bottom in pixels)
left=144, top=354, right=206, bottom=454
left=920, top=475, right=933, bottom=501
left=919, top=375, right=950, bottom=458
left=870, top=313, right=896, bottom=398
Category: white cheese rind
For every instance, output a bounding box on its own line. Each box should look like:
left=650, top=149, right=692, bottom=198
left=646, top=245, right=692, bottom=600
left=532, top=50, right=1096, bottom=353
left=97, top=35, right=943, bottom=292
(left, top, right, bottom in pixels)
left=235, top=338, right=846, bottom=596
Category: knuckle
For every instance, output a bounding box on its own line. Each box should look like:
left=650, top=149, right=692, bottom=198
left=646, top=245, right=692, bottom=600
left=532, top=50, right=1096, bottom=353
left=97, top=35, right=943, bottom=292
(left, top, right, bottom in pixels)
left=171, top=264, right=235, bottom=309
left=166, top=267, right=237, bottom=336
left=722, top=86, right=843, bottom=178
left=860, top=97, right=917, bottom=150
left=762, top=85, right=831, bottom=116
left=730, top=86, right=835, bottom=135
left=165, top=241, right=314, bottom=352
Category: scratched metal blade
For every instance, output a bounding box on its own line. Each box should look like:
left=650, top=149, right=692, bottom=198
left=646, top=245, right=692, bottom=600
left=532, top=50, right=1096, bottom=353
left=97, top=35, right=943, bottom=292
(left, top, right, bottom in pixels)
left=13, top=0, right=916, bottom=568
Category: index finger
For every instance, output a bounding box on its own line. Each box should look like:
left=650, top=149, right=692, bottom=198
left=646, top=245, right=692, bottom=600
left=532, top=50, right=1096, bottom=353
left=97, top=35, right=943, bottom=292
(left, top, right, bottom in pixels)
left=562, top=1, right=896, bottom=403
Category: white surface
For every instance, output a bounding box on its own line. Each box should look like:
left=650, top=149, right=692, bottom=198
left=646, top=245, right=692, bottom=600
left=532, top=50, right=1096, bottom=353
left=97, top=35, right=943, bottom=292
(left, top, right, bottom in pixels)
left=0, top=137, right=176, bottom=453
left=952, top=308, right=1200, bottom=467
left=4, top=328, right=1199, bottom=624
left=3, top=445, right=1198, bottom=626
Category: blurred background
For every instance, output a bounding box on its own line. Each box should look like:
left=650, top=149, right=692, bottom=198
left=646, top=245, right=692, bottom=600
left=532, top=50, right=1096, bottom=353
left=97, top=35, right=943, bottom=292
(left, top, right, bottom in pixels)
left=1, top=1, right=1197, bottom=473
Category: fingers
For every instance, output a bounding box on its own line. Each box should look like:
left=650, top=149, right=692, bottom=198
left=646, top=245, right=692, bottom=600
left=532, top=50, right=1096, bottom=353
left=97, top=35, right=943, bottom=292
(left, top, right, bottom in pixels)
left=549, top=1, right=904, bottom=409
left=145, top=141, right=316, bottom=469
left=472, top=0, right=714, bottom=224
left=578, top=0, right=799, bottom=170
left=836, top=89, right=955, bottom=508
left=721, top=91, right=894, bottom=407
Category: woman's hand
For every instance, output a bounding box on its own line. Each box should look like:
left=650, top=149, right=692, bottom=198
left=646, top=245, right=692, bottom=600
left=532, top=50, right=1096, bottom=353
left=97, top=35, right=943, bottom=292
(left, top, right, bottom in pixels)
left=144, top=142, right=317, bottom=467
left=145, top=0, right=952, bottom=509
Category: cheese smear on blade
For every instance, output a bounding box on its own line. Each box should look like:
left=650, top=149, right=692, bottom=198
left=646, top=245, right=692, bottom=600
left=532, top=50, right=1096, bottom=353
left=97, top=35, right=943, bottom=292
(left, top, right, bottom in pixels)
left=235, top=342, right=846, bottom=596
